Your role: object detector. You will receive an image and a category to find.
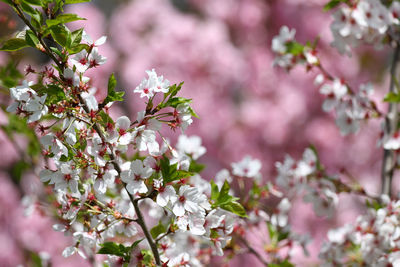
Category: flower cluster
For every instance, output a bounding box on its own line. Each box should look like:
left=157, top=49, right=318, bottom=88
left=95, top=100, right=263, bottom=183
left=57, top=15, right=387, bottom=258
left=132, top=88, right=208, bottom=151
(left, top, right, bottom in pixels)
left=272, top=26, right=381, bottom=136
left=3, top=16, right=244, bottom=263
left=6, top=80, right=48, bottom=123
left=330, top=0, right=400, bottom=55
left=276, top=148, right=339, bottom=217
left=316, top=77, right=377, bottom=135
left=320, top=196, right=400, bottom=266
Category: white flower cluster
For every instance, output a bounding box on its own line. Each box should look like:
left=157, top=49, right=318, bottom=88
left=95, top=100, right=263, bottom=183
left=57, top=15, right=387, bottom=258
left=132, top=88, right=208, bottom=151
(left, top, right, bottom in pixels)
left=271, top=26, right=297, bottom=69
left=320, top=196, right=400, bottom=266
left=70, top=31, right=107, bottom=72
left=316, top=75, right=375, bottom=135
left=276, top=148, right=339, bottom=217
left=271, top=26, right=379, bottom=136
left=330, top=0, right=400, bottom=55
left=34, top=62, right=232, bottom=263
left=231, top=155, right=262, bottom=179
left=6, top=80, right=48, bottom=123
left=271, top=26, right=320, bottom=70
left=134, top=68, right=170, bottom=98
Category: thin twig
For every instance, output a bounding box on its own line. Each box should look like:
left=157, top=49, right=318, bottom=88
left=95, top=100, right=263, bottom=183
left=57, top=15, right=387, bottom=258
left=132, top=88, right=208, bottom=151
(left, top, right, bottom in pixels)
left=236, top=235, right=269, bottom=266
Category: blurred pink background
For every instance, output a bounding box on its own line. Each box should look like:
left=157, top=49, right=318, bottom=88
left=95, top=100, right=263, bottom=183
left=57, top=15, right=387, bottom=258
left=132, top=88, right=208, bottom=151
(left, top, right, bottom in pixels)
left=0, top=0, right=394, bottom=266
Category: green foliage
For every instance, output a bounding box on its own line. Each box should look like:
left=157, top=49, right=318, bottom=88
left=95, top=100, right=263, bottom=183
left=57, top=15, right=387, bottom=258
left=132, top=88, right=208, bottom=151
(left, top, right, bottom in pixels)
left=59, top=147, right=74, bottom=162
left=210, top=180, right=247, bottom=217
left=267, top=222, right=290, bottom=244
left=11, top=160, right=31, bottom=183
left=308, top=144, right=323, bottom=171
left=366, top=199, right=384, bottom=211
left=0, top=0, right=13, bottom=5
left=65, top=0, right=91, bottom=3
left=188, top=160, right=205, bottom=173
left=1, top=114, right=41, bottom=157
left=25, top=30, right=40, bottom=48
left=22, top=0, right=43, bottom=6
left=46, top=13, right=85, bottom=27
left=97, top=240, right=143, bottom=264
left=102, top=73, right=125, bottom=106
left=160, top=156, right=194, bottom=183
left=0, top=61, right=23, bottom=88
left=150, top=221, right=167, bottom=239
left=28, top=251, right=44, bottom=267
left=49, top=25, right=71, bottom=48
left=163, top=97, right=192, bottom=108
left=167, top=82, right=184, bottom=98
left=323, top=0, right=349, bottom=11
left=285, top=41, right=304, bottom=56
left=0, top=38, right=29, bottom=51
left=32, top=84, right=66, bottom=105
left=269, top=260, right=295, bottom=267
left=384, top=92, right=400, bottom=103
left=140, top=250, right=154, bottom=266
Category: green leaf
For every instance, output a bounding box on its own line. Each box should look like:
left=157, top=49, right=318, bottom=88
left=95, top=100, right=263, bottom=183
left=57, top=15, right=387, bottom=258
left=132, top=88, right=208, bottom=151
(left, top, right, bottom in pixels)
left=366, top=199, right=383, bottom=211
left=323, top=0, right=347, bottom=11
left=384, top=92, right=400, bottom=103
left=267, top=222, right=277, bottom=241
left=150, top=221, right=166, bottom=239
left=188, top=160, right=205, bottom=173
left=163, top=97, right=192, bottom=108
left=217, top=180, right=234, bottom=205
left=131, top=239, right=144, bottom=250
left=269, top=260, right=294, bottom=267
left=189, top=106, right=199, bottom=118
left=160, top=156, right=171, bottom=178
left=308, top=144, right=323, bottom=171
left=108, top=73, right=117, bottom=93
left=67, top=43, right=89, bottom=54
left=169, top=82, right=184, bottom=98
left=0, top=0, right=13, bottom=5
left=97, top=242, right=124, bottom=257
left=34, top=84, right=66, bottom=105
left=20, top=2, right=37, bottom=16
left=160, top=157, right=193, bottom=183
left=29, top=251, right=43, bottom=267
left=220, top=201, right=247, bottom=217
left=278, top=230, right=290, bottom=242
left=140, top=250, right=154, bottom=265
left=0, top=38, right=28, bottom=51
left=210, top=180, right=247, bottom=217
left=50, top=25, right=72, bottom=48
left=285, top=41, right=304, bottom=56
left=53, top=0, right=65, bottom=13
left=22, top=0, right=43, bottom=6
left=211, top=181, right=219, bottom=201
left=11, top=160, right=31, bottom=183
left=25, top=30, right=39, bottom=48
left=102, top=73, right=124, bottom=106
left=71, top=28, right=84, bottom=46
left=46, top=13, right=86, bottom=27
left=0, top=61, right=23, bottom=88
left=65, top=0, right=91, bottom=3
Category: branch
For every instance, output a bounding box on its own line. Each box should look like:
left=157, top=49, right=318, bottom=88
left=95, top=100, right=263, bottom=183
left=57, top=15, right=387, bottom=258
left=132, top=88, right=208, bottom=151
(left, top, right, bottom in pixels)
left=381, top=42, right=400, bottom=197
left=12, top=2, right=64, bottom=71
left=78, top=95, right=162, bottom=266
left=236, top=235, right=269, bottom=266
